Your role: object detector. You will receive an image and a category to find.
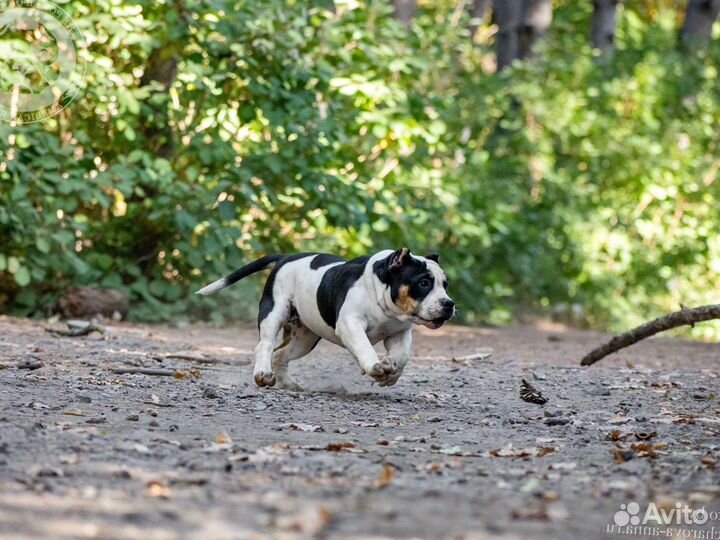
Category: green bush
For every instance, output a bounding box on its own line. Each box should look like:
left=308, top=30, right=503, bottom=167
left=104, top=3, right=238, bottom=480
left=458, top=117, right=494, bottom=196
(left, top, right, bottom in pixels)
left=0, top=0, right=718, bottom=337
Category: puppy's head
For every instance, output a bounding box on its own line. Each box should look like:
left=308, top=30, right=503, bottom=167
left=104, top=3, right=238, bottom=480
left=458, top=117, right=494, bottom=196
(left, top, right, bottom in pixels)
left=374, top=248, right=455, bottom=329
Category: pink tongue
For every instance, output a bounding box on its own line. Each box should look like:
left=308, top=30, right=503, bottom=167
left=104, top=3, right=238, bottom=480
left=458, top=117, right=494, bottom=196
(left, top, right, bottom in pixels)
left=421, top=319, right=442, bottom=329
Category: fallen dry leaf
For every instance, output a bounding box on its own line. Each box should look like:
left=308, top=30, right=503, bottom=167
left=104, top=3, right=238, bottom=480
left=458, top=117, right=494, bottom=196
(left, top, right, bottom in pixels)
left=146, top=480, right=172, bottom=498
left=215, top=431, right=232, bottom=445
left=520, top=379, right=548, bottom=405
left=700, top=455, right=716, bottom=470
left=374, top=463, right=395, bottom=489
left=607, top=430, right=629, bottom=442
left=63, top=409, right=85, bottom=417
left=630, top=442, right=658, bottom=459
left=173, top=368, right=201, bottom=380
left=325, top=442, right=356, bottom=452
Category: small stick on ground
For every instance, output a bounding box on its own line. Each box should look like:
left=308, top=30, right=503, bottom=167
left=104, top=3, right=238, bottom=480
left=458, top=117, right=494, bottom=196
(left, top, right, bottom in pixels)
left=111, top=367, right=175, bottom=376
left=45, top=324, right=105, bottom=337
left=160, top=354, right=221, bottom=364
left=580, top=304, right=720, bottom=366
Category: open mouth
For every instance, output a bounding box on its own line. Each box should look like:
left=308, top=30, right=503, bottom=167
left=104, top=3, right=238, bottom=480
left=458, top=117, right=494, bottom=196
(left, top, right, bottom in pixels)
left=416, top=317, right=448, bottom=329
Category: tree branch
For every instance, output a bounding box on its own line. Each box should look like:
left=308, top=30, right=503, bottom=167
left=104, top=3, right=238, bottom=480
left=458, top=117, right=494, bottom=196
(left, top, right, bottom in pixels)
left=580, top=304, right=720, bottom=366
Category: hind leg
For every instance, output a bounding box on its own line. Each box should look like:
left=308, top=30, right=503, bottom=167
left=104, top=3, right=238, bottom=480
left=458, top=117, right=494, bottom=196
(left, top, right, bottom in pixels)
left=253, top=298, right=290, bottom=387
left=272, top=322, right=320, bottom=390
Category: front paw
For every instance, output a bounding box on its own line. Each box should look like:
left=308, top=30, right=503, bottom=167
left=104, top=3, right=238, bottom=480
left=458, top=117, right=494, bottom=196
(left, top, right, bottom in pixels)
left=367, top=357, right=402, bottom=387
left=254, top=371, right=276, bottom=387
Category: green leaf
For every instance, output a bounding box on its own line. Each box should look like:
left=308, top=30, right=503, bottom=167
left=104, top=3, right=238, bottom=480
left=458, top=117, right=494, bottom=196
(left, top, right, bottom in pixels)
left=13, top=266, right=30, bottom=286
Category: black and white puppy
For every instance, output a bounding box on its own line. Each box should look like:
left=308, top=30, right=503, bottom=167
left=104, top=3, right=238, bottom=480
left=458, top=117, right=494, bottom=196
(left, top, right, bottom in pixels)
left=197, top=248, right=455, bottom=389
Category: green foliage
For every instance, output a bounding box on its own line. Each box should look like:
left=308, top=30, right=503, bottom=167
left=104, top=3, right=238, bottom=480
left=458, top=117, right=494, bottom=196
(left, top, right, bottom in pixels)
left=0, top=0, right=719, bottom=336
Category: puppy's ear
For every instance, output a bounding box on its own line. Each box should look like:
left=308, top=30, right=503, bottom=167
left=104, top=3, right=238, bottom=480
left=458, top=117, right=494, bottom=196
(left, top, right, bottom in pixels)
left=425, top=252, right=440, bottom=263
left=388, top=248, right=411, bottom=271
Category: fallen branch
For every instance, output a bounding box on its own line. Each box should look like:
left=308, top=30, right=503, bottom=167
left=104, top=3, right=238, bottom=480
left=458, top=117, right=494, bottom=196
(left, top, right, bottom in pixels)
left=111, top=367, right=175, bottom=376
left=158, top=353, right=221, bottom=364
left=580, top=304, right=720, bottom=366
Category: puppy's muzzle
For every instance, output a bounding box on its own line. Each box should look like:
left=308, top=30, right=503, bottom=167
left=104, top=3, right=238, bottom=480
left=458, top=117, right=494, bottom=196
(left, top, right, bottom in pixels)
left=419, top=298, right=455, bottom=329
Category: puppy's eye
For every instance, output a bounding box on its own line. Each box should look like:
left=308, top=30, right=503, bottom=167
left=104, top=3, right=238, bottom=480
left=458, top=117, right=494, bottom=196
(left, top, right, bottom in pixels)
left=419, top=279, right=432, bottom=288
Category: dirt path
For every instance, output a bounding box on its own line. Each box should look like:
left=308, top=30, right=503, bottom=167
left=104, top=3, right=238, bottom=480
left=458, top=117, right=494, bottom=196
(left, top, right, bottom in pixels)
left=0, top=316, right=718, bottom=540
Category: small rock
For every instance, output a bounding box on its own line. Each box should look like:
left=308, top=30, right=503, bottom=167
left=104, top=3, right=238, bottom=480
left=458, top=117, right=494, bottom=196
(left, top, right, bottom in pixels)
left=34, top=466, right=63, bottom=478
left=17, top=360, right=43, bottom=370
left=544, top=409, right=563, bottom=418
left=169, top=424, right=179, bottom=432
left=427, top=416, right=443, bottom=423
left=203, top=387, right=219, bottom=399
left=77, top=395, right=92, bottom=403
left=126, top=414, right=139, bottom=422
left=149, top=420, right=160, bottom=427
left=86, top=417, right=106, bottom=424
left=544, top=417, right=571, bottom=426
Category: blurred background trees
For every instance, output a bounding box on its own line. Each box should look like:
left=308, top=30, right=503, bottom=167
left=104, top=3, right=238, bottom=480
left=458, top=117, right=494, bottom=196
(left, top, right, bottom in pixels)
left=0, top=0, right=719, bottom=337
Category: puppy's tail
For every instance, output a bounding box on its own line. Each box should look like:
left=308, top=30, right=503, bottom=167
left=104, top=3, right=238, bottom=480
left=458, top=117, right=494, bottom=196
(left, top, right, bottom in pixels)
left=195, top=254, right=284, bottom=296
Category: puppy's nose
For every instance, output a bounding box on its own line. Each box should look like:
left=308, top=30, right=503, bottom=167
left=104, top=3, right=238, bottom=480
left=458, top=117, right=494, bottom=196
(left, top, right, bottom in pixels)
left=441, top=298, right=455, bottom=315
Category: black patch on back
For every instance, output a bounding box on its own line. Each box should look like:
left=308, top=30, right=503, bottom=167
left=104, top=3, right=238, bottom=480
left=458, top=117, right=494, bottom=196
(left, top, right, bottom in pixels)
left=316, top=256, right=370, bottom=328
left=310, top=253, right=345, bottom=269
left=258, top=253, right=317, bottom=326
left=373, top=253, right=433, bottom=305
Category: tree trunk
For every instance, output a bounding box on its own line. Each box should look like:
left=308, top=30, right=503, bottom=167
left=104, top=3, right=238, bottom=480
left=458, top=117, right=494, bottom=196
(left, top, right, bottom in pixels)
left=392, top=0, right=416, bottom=24
left=468, top=0, right=491, bottom=40
left=518, top=0, right=553, bottom=59
left=494, top=0, right=552, bottom=71
left=590, top=0, right=620, bottom=57
left=139, top=46, right=178, bottom=158
left=493, top=0, right=523, bottom=70
left=680, top=0, right=720, bottom=47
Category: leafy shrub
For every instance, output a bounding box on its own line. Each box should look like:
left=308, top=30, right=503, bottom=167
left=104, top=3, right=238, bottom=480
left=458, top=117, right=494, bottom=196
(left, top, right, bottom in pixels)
left=0, top=0, right=718, bottom=337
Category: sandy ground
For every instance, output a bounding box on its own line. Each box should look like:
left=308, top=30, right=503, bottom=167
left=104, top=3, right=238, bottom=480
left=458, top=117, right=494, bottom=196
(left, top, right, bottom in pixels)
left=0, top=315, right=719, bottom=540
